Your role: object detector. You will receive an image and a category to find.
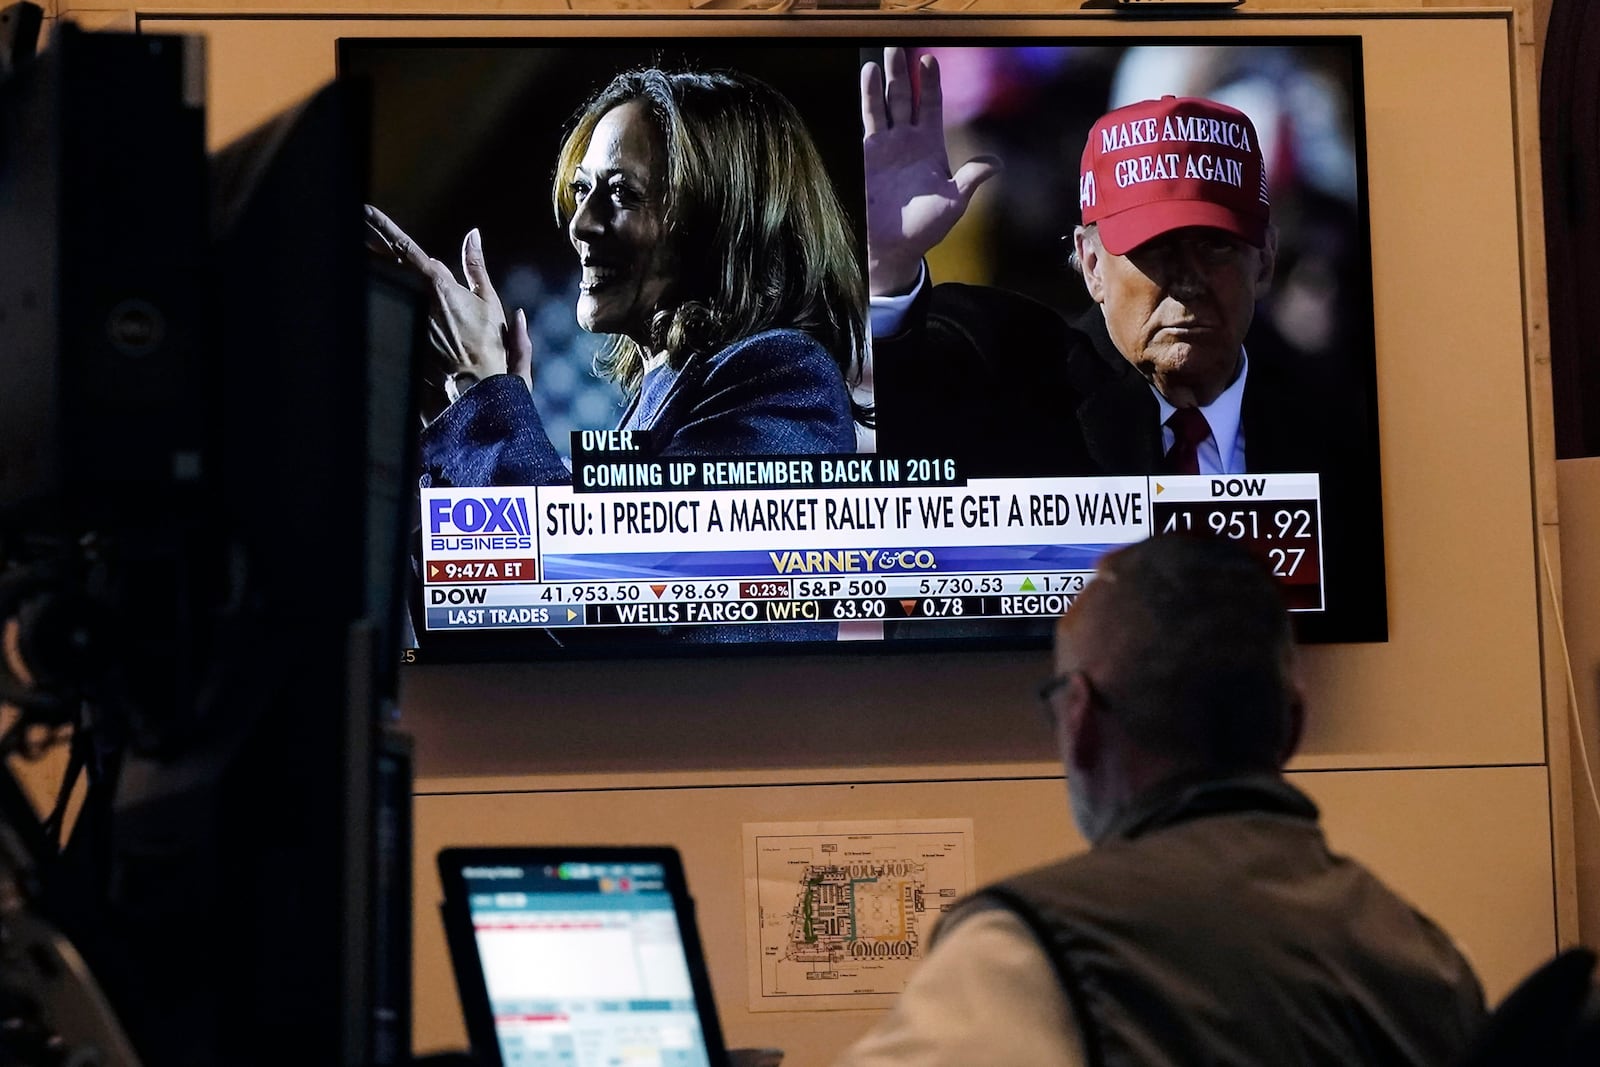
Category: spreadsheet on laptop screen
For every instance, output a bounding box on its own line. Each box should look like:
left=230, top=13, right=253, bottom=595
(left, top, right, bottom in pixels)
left=461, top=860, right=716, bottom=1067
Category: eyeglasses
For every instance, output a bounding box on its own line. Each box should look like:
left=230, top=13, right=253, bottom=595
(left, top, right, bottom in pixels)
left=1036, top=670, right=1109, bottom=727
left=1036, top=671, right=1077, bottom=708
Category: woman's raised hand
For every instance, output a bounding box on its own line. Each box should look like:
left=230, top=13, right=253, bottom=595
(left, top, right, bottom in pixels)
left=364, top=204, right=520, bottom=391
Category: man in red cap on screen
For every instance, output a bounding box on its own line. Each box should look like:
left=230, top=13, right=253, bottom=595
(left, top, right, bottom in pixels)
left=862, top=46, right=1384, bottom=644
left=1072, top=93, right=1274, bottom=464
left=864, top=47, right=1346, bottom=485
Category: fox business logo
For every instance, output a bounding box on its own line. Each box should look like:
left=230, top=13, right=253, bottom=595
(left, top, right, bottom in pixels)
left=768, top=548, right=938, bottom=574
left=428, top=495, right=534, bottom=551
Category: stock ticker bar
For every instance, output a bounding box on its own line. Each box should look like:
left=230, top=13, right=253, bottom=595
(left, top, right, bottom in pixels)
left=418, top=461, right=1325, bottom=633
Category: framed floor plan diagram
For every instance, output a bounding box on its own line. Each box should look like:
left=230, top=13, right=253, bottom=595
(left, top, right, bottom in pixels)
left=742, top=819, right=975, bottom=1011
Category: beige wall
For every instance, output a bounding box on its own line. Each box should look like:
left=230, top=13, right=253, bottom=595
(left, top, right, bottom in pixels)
left=19, top=2, right=1577, bottom=1064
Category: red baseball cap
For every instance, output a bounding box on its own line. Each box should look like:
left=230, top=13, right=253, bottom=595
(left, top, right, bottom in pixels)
left=1079, top=95, right=1270, bottom=256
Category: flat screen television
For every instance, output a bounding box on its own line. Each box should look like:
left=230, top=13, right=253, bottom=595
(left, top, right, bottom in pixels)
left=340, top=26, right=1384, bottom=661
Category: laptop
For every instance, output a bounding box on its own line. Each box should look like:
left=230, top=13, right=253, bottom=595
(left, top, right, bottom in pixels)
left=438, top=846, right=731, bottom=1067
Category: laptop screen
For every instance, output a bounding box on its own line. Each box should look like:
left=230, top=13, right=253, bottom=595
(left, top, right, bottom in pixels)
left=440, top=848, right=727, bottom=1067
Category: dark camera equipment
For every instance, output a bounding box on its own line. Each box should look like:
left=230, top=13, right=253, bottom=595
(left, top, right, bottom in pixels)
left=1, top=10, right=425, bottom=1064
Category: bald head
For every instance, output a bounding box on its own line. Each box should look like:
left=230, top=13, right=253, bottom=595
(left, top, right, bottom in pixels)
left=1056, top=535, right=1302, bottom=775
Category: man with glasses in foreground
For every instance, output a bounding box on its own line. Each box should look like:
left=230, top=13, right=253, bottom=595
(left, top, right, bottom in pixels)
left=836, top=535, right=1484, bottom=1066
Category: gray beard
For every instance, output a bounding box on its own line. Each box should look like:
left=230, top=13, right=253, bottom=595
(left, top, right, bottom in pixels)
left=1068, top=772, right=1115, bottom=846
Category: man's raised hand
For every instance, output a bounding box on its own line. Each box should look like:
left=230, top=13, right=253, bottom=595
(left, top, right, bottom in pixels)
left=861, top=47, right=1001, bottom=297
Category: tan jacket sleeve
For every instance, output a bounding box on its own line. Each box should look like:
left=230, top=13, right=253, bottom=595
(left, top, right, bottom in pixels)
left=832, top=906, right=1087, bottom=1067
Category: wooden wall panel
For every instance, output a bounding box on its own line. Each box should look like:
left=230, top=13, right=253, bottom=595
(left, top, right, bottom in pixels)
left=413, top=766, right=1555, bottom=1065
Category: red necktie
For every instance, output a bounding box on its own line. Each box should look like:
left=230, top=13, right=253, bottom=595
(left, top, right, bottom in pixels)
left=1164, top=408, right=1211, bottom=475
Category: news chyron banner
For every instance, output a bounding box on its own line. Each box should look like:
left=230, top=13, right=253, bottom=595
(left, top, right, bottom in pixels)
left=419, top=449, right=1323, bottom=633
